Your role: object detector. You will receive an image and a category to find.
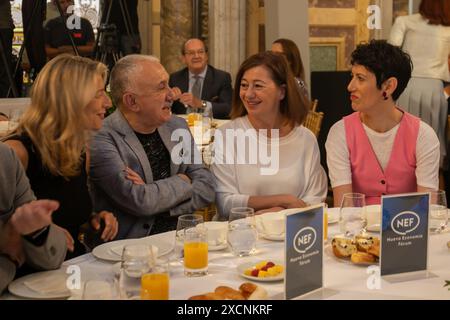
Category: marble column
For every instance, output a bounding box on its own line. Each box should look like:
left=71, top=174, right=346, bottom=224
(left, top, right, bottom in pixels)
left=161, top=0, right=193, bottom=74
left=209, top=0, right=246, bottom=82
left=372, top=0, right=393, bottom=40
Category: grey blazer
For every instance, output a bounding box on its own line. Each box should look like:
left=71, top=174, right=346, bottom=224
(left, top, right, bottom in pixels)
left=89, top=111, right=215, bottom=239
left=0, top=143, right=66, bottom=294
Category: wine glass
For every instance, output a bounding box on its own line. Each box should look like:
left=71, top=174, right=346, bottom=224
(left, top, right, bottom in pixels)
left=339, top=193, right=366, bottom=237
left=429, top=190, right=448, bottom=234
left=174, top=214, right=204, bottom=260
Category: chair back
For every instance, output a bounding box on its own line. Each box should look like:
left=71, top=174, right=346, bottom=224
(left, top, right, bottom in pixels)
left=303, top=99, right=324, bottom=137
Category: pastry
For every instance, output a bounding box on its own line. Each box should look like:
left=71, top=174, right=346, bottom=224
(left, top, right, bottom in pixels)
left=239, top=282, right=257, bottom=299
left=188, top=292, right=223, bottom=300
left=367, top=244, right=380, bottom=258
left=214, top=286, right=245, bottom=300
left=354, top=234, right=376, bottom=252
left=188, top=283, right=267, bottom=300
left=350, top=251, right=376, bottom=264
left=331, top=237, right=357, bottom=258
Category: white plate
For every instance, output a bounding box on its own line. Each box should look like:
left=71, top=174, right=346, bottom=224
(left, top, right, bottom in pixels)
left=8, top=270, right=71, bottom=299
left=208, top=243, right=228, bottom=251
left=237, top=260, right=284, bottom=282
left=259, top=232, right=284, bottom=241
left=92, top=237, right=173, bottom=262
left=326, top=208, right=339, bottom=224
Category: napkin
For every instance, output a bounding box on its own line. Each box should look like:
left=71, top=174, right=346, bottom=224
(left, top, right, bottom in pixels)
left=24, top=273, right=69, bottom=295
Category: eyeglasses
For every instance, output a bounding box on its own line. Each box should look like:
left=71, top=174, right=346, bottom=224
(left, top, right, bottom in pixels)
left=184, top=49, right=206, bottom=57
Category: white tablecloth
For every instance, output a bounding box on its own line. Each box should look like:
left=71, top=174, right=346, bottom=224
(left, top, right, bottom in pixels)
left=6, top=223, right=447, bottom=300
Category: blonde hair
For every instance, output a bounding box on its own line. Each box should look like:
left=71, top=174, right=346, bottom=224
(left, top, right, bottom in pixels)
left=16, top=54, right=108, bottom=178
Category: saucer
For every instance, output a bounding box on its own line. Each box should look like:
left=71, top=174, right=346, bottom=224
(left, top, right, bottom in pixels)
left=208, top=243, right=228, bottom=251
left=259, top=232, right=284, bottom=241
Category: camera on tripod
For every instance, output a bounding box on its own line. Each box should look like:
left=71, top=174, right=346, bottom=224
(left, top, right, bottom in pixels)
left=97, top=23, right=119, bottom=54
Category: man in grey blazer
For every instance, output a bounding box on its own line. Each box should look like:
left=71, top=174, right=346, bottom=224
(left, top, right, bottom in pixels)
left=0, top=143, right=67, bottom=294
left=89, top=55, right=215, bottom=239
left=170, top=38, right=232, bottom=119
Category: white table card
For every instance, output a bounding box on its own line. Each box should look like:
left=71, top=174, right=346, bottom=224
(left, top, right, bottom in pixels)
left=380, top=193, right=429, bottom=276
left=284, top=204, right=324, bottom=299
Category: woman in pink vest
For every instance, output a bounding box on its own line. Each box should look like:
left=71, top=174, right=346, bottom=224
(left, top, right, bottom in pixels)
left=326, top=40, right=440, bottom=206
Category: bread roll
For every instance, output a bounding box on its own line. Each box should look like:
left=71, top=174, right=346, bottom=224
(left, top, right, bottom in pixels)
left=350, top=251, right=376, bottom=264
left=215, top=286, right=245, bottom=300
left=332, top=237, right=357, bottom=258
left=239, top=282, right=257, bottom=299
left=189, top=292, right=223, bottom=300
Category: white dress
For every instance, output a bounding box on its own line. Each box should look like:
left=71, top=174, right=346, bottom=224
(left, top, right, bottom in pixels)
left=211, top=116, right=328, bottom=218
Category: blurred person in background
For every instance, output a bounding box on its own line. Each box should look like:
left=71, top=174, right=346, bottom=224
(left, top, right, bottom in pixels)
left=389, top=0, right=450, bottom=167
left=271, top=38, right=309, bottom=99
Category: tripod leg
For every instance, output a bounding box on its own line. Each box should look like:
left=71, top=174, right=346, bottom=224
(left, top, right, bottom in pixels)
left=0, top=30, right=18, bottom=98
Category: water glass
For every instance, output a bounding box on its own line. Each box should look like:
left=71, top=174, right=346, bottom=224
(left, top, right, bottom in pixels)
left=339, top=193, right=366, bottom=237
left=174, top=214, right=204, bottom=260
left=141, top=257, right=170, bottom=300
left=8, top=109, right=21, bottom=130
left=82, top=279, right=118, bottom=300
left=183, top=226, right=208, bottom=277
left=429, top=190, right=448, bottom=234
left=227, top=207, right=257, bottom=257
left=119, top=244, right=154, bottom=300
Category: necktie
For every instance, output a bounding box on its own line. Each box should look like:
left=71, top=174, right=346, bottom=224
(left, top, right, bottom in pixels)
left=187, top=75, right=202, bottom=114
left=191, top=75, right=202, bottom=100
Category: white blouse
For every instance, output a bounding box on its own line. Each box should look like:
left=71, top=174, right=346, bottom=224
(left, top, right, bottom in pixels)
left=325, top=119, right=439, bottom=190
left=389, top=14, right=450, bottom=81
left=211, top=116, right=328, bottom=218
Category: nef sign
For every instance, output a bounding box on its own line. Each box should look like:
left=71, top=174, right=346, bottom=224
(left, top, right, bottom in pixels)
left=293, top=227, right=317, bottom=254
left=391, top=211, right=420, bottom=236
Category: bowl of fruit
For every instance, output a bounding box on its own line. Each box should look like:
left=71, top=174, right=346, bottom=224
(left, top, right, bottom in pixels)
left=237, top=260, right=284, bottom=282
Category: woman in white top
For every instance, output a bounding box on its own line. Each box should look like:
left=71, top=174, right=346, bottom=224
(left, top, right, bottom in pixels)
left=211, top=51, right=328, bottom=218
left=389, top=0, right=450, bottom=165
left=326, top=40, right=439, bottom=207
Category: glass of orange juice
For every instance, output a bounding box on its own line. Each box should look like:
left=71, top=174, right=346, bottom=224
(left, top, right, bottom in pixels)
left=323, top=203, right=328, bottom=242
left=141, top=258, right=169, bottom=300
left=187, top=112, right=202, bottom=126
left=184, top=225, right=208, bottom=277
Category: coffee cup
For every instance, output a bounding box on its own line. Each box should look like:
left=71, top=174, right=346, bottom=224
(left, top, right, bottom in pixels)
left=203, top=221, right=227, bottom=247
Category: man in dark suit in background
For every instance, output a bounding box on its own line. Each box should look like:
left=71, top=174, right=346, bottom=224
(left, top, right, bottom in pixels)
left=169, top=38, right=232, bottom=119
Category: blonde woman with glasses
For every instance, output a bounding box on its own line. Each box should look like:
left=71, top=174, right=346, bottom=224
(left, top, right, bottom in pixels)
left=3, top=54, right=118, bottom=259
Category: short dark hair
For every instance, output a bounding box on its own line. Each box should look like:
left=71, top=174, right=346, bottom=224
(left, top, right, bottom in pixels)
left=272, top=38, right=305, bottom=81
left=181, top=38, right=209, bottom=55
left=350, top=40, right=412, bottom=101
left=230, top=51, right=309, bottom=127
left=419, top=0, right=450, bottom=26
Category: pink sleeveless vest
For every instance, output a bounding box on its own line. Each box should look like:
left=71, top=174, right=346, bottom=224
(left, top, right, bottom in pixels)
left=344, top=111, right=419, bottom=205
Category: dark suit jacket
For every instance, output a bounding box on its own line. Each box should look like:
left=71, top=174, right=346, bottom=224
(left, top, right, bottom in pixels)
left=169, top=65, right=232, bottom=119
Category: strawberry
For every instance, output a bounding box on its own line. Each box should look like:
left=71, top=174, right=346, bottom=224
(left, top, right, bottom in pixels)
left=251, top=269, right=259, bottom=277
left=265, top=262, right=275, bottom=268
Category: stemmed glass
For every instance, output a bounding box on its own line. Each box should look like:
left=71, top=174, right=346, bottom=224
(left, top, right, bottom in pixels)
left=339, top=193, right=366, bottom=237
left=429, top=190, right=448, bottom=234
left=174, top=214, right=204, bottom=260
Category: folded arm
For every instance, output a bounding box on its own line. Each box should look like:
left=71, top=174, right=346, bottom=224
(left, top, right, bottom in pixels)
left=89, top=131, right=195, bottom=217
